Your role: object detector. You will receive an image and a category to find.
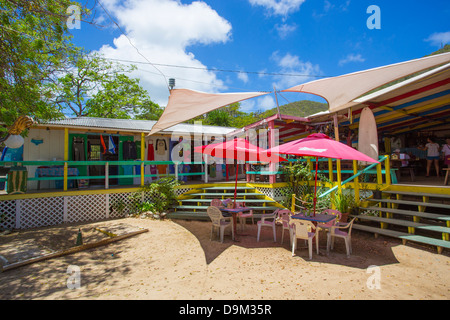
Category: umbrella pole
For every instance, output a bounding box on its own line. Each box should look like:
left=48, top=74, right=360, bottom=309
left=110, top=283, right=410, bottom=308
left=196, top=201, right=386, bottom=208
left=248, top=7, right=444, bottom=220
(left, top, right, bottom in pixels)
left=233, top=163, right=238, bottom=208
left=313, top=156, right=318, bottom=216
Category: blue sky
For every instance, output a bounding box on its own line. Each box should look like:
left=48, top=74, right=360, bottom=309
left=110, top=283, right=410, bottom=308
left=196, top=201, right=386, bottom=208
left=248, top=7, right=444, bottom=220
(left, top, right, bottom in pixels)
left=71, top=0, right=450, bottom=112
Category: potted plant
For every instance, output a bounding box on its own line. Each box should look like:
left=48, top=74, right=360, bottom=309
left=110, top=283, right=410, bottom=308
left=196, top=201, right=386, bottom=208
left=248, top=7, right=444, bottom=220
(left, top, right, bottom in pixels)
left=331, top=190, right=355, bottom=223
left=372, top=184, right=382, bottom=199
left=138, top=177, right=181, bottom=219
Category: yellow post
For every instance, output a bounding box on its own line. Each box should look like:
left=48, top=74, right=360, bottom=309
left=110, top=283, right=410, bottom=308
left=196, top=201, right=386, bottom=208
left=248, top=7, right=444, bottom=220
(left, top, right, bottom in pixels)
left=64, top=162, right=68, bottom=191
left=141, top=133, right=145, bottom=186
left=384, top=156, right=391, bottom=185
left=64, top=128, right=68, bottom=191
left=385, top=137, right=391, bottom=154
left=353, top=160, right=359, bottom=205
left=291, top=194, right=296, bottom=213
left=328, top=158, right=333, bottom=182
left=376, top=162, right=383, bottom=185
left=336, top=159, right=342, bottom=193
left=64, top=128, right=69, bottom=161
left=333, top=113, right=342, bottom=193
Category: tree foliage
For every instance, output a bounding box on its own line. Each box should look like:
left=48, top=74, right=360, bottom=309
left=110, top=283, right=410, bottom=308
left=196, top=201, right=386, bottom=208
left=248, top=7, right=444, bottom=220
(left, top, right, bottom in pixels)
left=52, top=52, right=162, bottom=119
left=0, top=0, right=162, bottom=132
left=0, top=0, right=81, bottom=129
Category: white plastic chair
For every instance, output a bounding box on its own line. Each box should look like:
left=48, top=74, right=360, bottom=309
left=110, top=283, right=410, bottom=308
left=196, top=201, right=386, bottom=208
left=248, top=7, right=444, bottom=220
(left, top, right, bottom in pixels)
left=211, top=199, right=232, bottom=222
left=327, top=217, right=356, bottom=257
left=290, top=217, right=319, bottom=260
left=257, top=209, right=279, bottom=242
left=276, top=209, right=293, bottom=245
left=207, top=206, right=234, bottom=243
left=236, top=202, right=254, bottom=231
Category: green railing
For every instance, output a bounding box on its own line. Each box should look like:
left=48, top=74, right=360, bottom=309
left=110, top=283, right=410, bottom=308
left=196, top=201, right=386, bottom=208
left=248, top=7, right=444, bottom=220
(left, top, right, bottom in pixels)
left=319, top=155, right=390, bottom=198
left=0, top=160, right=206, bottom=190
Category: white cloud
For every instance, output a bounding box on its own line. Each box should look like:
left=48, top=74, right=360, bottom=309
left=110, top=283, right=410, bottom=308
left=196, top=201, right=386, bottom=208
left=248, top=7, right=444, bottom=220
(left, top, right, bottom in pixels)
left=425, top=31, right=450, bottom=47
left=270, top=51, right=321, bottom=88
left=338, top=53, right=365, bottom=66
left=257, top=95, right=276, bottom=111
left=237, top=71, right=249, bottom=83
left=249, top=0, right=306, bottom=17
left=275, top=23, right=297, bottom=39
left=240, top=95, right=275, bottom=112
left=96, top=0, right=232, bottom=106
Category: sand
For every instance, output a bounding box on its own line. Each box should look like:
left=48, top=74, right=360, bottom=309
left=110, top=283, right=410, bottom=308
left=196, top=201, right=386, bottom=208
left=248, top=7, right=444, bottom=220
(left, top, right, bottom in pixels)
left=0, top=217, right=448, bottom=300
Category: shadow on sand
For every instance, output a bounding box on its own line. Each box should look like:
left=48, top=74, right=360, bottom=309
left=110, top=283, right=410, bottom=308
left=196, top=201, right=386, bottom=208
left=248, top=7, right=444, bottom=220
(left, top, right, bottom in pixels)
left=174, top=219, right=402, bottom=269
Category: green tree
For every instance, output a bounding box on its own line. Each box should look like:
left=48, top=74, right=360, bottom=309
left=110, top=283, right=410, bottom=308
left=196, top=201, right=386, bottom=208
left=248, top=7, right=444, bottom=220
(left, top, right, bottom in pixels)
left=52, top=52, right=162, bottom=119
left=205, top=109, right=233, bottom=127
left=0, top=0, right=83, bottom=131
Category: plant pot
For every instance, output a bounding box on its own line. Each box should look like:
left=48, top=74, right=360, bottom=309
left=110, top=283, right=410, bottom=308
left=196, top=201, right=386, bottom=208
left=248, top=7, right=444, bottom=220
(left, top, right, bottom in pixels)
left=372, top=190, right=382, bottom=199
left=340, top=212, right=349, bottom=223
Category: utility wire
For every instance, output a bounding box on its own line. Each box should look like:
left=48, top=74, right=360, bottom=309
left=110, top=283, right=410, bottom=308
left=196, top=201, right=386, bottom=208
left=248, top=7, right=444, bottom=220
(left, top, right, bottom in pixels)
left=97, top=0, right=170, bottom=91
left=105, top=57, right=330, bottom=79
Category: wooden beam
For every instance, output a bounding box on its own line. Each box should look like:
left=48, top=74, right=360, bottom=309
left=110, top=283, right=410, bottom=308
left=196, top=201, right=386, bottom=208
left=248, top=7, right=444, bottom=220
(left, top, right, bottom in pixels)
left=1, top=229, right=148, bottom=272
left=353, top=78, right=450, bottom=116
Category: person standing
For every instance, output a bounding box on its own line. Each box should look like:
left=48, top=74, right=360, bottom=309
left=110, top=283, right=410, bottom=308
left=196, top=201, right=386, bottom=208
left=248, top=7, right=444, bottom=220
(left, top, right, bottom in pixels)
left=420, top=137, right=441, bottom=177
left=442, top=138, right=450, bottom=168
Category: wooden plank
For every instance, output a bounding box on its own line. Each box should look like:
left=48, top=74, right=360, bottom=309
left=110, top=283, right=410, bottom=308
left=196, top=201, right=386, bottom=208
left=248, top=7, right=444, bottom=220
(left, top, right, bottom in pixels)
left=187, top=192, right=264, bottom=196
left=353, top=224, right=450, bottom=253
left=382, top=190, right=450, bottom=199
left=364, top=206, right=450, bottom=221
left=180, top=199, right=275, bottom=203
left=355, top=215, right=450, bottom=233
left=1, top=228, right=148, bottom=272
left=375, top=199, right=450, bottom=210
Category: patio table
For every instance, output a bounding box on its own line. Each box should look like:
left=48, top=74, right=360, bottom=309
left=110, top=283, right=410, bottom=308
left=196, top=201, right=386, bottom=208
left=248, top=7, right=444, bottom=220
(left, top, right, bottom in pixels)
left=220, top=206, right=253, bottom=241
left=291, top=213, right=337, bottom=250
left=291, top=213, right=336, bottom=224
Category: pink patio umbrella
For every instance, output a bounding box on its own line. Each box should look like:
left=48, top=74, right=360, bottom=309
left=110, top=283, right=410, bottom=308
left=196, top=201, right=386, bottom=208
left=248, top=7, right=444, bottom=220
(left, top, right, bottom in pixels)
left=194, top=138, right=286, bottom=207
left=264, top=133, right=379, bottom=215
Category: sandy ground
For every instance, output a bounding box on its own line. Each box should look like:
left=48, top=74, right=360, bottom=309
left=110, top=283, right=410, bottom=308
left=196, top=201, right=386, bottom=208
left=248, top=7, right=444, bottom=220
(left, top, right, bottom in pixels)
left=0, top=217, right=448, bottom=300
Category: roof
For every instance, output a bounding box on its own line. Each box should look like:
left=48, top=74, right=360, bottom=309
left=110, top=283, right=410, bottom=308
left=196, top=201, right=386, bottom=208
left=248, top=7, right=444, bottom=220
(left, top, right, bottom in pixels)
left=40, top=117, right=236, bottom=136
left=283, top=52, right=450, bottom=113
left=338, top=62, right=450, bottom=136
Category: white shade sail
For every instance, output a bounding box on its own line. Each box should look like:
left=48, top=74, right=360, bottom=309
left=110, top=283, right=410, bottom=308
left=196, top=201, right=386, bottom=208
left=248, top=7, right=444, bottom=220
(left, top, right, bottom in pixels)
left=282, top=52, right=450, bottom=113
left=148, top=89, right=268, bottom=135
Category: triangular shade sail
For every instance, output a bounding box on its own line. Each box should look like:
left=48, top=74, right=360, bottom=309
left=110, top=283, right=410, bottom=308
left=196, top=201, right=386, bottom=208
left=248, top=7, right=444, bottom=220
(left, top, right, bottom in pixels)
left=148, top=89, right=268, bottom=135
left=282, top=52, right=450, bottom=113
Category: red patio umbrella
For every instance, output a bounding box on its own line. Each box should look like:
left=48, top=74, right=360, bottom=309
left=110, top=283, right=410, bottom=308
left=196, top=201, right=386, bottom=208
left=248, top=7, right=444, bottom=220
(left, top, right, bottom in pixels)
left=194, top=138, right=286, bottom=207
left=264, top=133, right=379, bottom=215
